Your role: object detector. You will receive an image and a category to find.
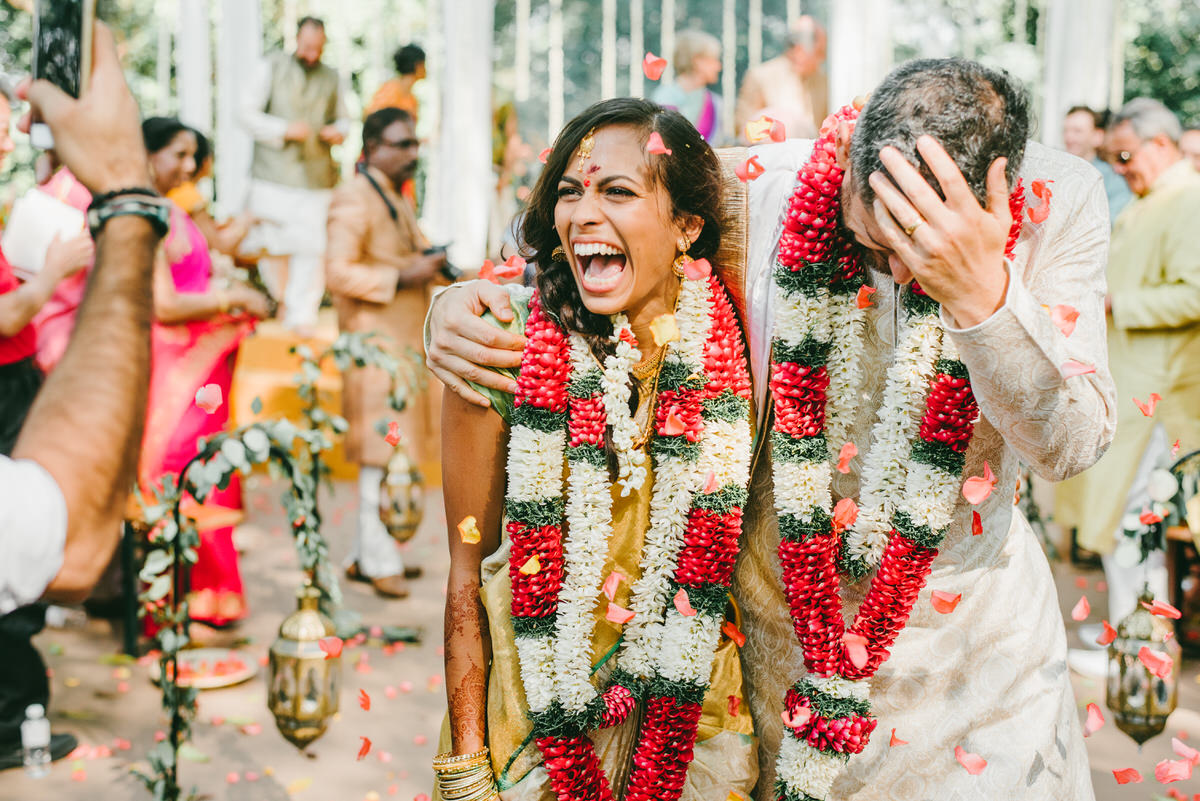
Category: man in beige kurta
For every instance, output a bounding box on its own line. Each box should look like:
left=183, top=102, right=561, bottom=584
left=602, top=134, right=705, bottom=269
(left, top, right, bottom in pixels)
left=1057, top=98, right=1200, bottom=640
left=735, top=16, right=828, bottom=142
left=325, top=107, right=445, bottom=598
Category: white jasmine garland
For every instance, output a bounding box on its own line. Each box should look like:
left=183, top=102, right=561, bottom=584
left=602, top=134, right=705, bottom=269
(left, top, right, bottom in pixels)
left=602, top=315, right=646, bottom=495
left=776, top=737, right=845, bottom=799
left=824, top=294, right=869, bottom=450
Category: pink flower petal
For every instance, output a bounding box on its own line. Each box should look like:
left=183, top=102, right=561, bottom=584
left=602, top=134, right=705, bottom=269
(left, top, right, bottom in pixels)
left=662, top=409, right=687, bottom=436
left=971, top=511, right=983, bottom=537
left=727, top=695, right=740, bottom=716
left=843, top=631, right=869, bottom=670
left=781, top=706, right=812, bottom=730
left=955, top=745, right=987, bottom=775
left=831, top=497, right=858, bottom=534
left=889, top=728, right=908, bottom=747
left=646, top=131, right=672, bottom=155
left=384, top=685, right=398, bottom=699
left=226, top=772, right=241, bottom=784
left=319, top=636, right=343, bottom=660
left=1051, top=304, right=1079, bottom=337
left=1097, top=619, right=1117, bottom=645
left=734, top=154, right=765, bottom=182
left=1156, top=757, right=1193, bottom=784
left=962, top=477, right=993, bottom=505
left=1138, top=645, right=1173, bottom=679
left=1083, top=703, right=1105, bottom=737
left=606, top=602, right=635, bottom=625
left=1134, top=393, right=1162, bottom=417
left=195, top=384, right=223, bottom=414
left=1172, top=737, right=1200, bottom=766
left=1071, top=595, right=1090, bottom=621
left=1143, top=599, right=1183, bottom=619
left=384, top=421, right=401, bottom=447
left=1140, top=507, right=1164, bottom=526
left=837, top=442, right=858, bottom=474
left=673, top=588, right=697, bottom=617
left=1113, top=767, right=1143, bottom=784
left=642, top=52, right=668, bottom=81
left=769, top=118, right=787, bottom=142
left=683, top=257, right=712, bottom=281
left=1060, top=360, right=1096, bottom=378
left=721, top=620, right=747, bottom=647
left=702, top=471, right=720, bottom=493
left=930, top=590, right=962, bottom=614
left=602, top=571, right=624, bottom=601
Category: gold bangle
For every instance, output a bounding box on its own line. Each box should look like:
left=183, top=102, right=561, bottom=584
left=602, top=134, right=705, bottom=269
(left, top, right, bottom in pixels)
left=438, top=776, right=497, bottom=801
left=433, top=747, right=490, bottom=768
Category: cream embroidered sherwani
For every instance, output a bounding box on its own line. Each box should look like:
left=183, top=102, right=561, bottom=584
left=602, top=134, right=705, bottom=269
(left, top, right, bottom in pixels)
left=732, top=140, right=1116, bottom=800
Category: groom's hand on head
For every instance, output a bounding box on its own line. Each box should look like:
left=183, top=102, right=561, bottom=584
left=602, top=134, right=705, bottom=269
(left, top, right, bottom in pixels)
left=428, top=280, right=525, bottom=407
left=869, top=135, right=1013, bottom=329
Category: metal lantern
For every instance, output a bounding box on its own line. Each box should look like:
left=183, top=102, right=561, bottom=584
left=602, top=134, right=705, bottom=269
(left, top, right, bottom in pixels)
left=268, top=582, right=341, bottom=749
left=379, top=442, right=424, bottom=543
left=1106, top=587, right=1181, bottom=744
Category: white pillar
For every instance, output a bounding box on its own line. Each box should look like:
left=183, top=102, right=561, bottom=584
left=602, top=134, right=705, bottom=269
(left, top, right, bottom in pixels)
left=722, top=0, right=737, bottom=141
left=629, top=0, right=645, bottom=97
left=216, top=0, right=261, bottom=215
left=430, top=0, right=495, bottom=269
left=787, top=0, right=801, bottom=27
left=176, top=0, right=211, bottom=133
left=515, top=0, right=531, bottom=102
left=1040, top=0, right=1118, bottom=148
left=748, top=0, right=762, bottom=69
left=660, top=0, right=675, bottom=83
left=548, top=0, right=564, bottom=139
left=602, top=0, right=618, bottom=99
left=156, top=10, right=173, bottom=114
left=829, top=0, right=893, bottom=109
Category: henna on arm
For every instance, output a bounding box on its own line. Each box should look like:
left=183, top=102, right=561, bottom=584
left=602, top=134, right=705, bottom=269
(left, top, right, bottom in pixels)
left=441, top=390, right=507, bottom=754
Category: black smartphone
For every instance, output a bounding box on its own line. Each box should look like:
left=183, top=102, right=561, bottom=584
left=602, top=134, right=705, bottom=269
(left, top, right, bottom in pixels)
left=30, top=0, right=96, bottom=149
left=424, top=244, right=463, bottom=281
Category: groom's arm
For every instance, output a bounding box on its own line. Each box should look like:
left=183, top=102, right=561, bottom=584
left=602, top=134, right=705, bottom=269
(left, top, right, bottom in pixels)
left=425, top=281, right=525, bottom=406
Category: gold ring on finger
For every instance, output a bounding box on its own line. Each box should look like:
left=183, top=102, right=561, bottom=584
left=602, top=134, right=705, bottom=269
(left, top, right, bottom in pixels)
left=903, top=220, right=925, bottom=237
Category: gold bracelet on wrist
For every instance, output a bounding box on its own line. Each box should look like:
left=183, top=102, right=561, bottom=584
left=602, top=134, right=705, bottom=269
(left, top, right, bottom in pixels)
left=433, top=747, right=491, bottom=773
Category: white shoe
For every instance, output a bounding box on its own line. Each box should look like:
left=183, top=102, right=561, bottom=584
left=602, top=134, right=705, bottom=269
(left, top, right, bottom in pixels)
left=1068, top=648, right=1110, bottom=679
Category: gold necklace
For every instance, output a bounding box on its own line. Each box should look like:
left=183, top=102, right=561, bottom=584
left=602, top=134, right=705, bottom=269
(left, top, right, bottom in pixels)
left=629, top=348, right=668, bottom=451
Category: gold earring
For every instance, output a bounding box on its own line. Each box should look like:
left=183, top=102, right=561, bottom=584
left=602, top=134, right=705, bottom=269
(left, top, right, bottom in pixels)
left=552, top=246, right=566, bottom=262
left=672, top=239, right=693, bottom=278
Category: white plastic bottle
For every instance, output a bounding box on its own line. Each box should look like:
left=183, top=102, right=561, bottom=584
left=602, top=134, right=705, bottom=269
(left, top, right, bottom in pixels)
left=20, top=704, right=51, bottom=778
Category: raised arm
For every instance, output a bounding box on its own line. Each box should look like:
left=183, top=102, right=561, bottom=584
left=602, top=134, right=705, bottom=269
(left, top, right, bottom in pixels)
left=425, top=280, right=526, bottom=406
left=441, top=390, right=507, bottom=754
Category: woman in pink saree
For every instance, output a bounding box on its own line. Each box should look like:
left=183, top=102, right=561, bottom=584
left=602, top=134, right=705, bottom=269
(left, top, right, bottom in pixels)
left=139, top=118, right=271, bottom=627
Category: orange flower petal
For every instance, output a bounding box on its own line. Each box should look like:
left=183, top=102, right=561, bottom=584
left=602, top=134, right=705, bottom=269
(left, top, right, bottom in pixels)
left=358, top=689, right=371, bottom=711
left=602, top=571, right=624, bottom=601
left=1140, top=507, right=1164, bottom=526
left=856, top=284, right=877, bottom=309
left=457, top=515, right=481, bottom=545
left=1138, top=645, right=1173, bottom=678
left=1071, top=595, right=1090, bottom=621
left=646, top=131, right=673, bottom=155
left=836, top=442, right=858, bottom=474
left=673, top=588, right=697, bottom=617
left=702, top=471, right=720, bottom=493
left=727, top=695, right=740, bottom=716
left=889, top=728, right=908, bottom=747
left=962, top=477, right=993, bottom=505
left=1112, top=767, right=1143, bottom=784
left=1133, top=393, right=1162, bottom=417
left=1060, top=360, right=1096, bottom=378
left=954, top=745, right=987, bottom=775
left=357, top=736, right=372, bottom=761
left=479, top=259, right=496, bottom=282
left=781, top=706, right=812, bottom=729
left=1083, top=702, right=1104, bottom=737
left=683, top=257, right=712, bottom=280
left=843, top=631, right=869, bottom=670
left=721, top=620, right=747, bottom=647
left=1143, top=599, right=1183, bottom=620
left=1156, top=757, right=1193, bottom=784
left=769, top=118, right=787, bottom=142
left=1027, top=196, right=1051, bottom=224
left=1097, top=619, right=1117, bottom=646
left=606, top=602, right=635, bottom=625
left=319, top=636, right=343, bottom=660
left=971, top=511, right=983, bottom=537
left=734, top=154, right=765, bottom=182
left=1050, top=304, right=1079, bottom=337
left=930, top=590, right=962, bottom=614
left=650, top=313, right=680, bottom=346
left=832, top=497, right=859, bottom=534
left=538, top=147, right=552, bottom=164
left=384, top=421, right=402, bottom=447
left=642, top=52, right=668, bottom=81
left=195, top=383, right=223, bottom=414
left=1173, top=737, right=1200, bottom=766
left=493, top=255, right=526, bottom=280
left=519, top=555, right=541, bottom=575
left=663, top=409, right=687, bottom=436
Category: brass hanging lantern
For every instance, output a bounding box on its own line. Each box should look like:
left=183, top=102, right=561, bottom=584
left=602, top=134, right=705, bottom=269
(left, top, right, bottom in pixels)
left=1106, top=586, right=1181, bottom=744
left=268, top=582, right=341, bottom=749
left=379, top=442, right=424, bottom=543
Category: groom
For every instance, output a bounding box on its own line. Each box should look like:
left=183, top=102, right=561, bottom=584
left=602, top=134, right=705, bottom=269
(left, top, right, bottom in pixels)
left=427, top=59, right=1114, bottom=800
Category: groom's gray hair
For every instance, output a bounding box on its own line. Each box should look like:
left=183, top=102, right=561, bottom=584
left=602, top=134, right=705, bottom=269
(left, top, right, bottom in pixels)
left=850, top=58, right=1031, bottom=208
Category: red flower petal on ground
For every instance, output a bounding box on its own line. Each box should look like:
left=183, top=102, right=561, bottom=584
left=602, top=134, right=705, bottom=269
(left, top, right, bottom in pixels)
left=1134, top=393, right=1162, bottom=417
left=357, top=736, right=372, bottom=761
left=1113, top=767, right=1143, bottom=784
left=889, top=728, right=907, bottom=747
left=1143, top=600, right=1183, bottom=619
left=319, top=636, right=343, bottom=660
left=955, top=746, right=987, bottom=775
left=384, top=421, right=401, bottom=447
left=1071, top=595, right=1090, bottom=621
left=721, top=620, right=747, bottom=647
left=856, top=284, right=877, bottom=309
left=972, top=511, right=983, bottom=536
left=1139, top=646, right=1173, bottom=678
left=930, top=590, right=962, bottom=614
left=831, top=497, right=858, bottom=533
left=359, top=689, right=371, bottom=711
left=1097, top=620, right=1117, bottom=646
left=844, top=632, right=869, bottom=670
left=1060, top=360, right=1096, bottom=378
left=642, top=52, right=668, bottom=81
left=837, top=442, right=858, bottom=474
left=1083, top=703, right=1105, bottom=737
left=1156, top=758, right=1193, bottom=784
left=646, top=131, right=672, bottom=155
left=1051, top=304, right=1079, bottom=337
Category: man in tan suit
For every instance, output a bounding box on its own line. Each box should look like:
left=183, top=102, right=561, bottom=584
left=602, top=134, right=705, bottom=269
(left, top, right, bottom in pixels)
left=734, top=16, right=828, bottom=142
left=1062, top=97, right=1200, bottom=675
left=325, top=108, right=446, bottom=598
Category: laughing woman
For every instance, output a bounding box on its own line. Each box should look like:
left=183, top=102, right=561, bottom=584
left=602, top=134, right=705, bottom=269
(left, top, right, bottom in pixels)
left=439, top=98, right=757, bottom=801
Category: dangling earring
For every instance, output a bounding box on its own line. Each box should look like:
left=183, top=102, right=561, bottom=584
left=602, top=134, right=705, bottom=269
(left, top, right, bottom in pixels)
left=551, top=246, right=567, bottom=262
left=672, top=236, right=692, bottom=277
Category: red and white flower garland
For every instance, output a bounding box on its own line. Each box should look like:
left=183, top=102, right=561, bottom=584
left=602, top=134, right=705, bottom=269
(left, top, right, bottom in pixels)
left=505, top=268, right=753, bottom=801
left=769, top=103, right=1024, bottom=800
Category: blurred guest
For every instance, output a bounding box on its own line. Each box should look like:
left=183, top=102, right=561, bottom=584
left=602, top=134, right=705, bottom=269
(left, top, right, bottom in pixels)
left=365, top=44, right=426, bottom=122
left=1181, top=127, right=1200, bottom=171
left=167, top=129, right=253, bottom=258
left=139, top=117, right=270, bottom=627
left=734, top=15, right=827, bottom=141
left=239, top=16, right=350, bottom=333
left=488, top=102, right=532, bottom=257
left=652, top=30, right=723, bottom=143
left=325, top=108, right=445, bottom=599
left=1061, top=98, right=1200, bottom=676
left=1061, top=105, right=1132, bottom=226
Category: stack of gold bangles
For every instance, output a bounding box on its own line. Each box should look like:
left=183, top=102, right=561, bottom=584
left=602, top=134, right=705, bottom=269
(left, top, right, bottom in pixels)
left=433, top=748, right=499, bottom=801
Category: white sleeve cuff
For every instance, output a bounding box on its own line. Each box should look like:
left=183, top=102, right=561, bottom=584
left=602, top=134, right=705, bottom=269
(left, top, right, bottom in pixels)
left=0, top=457, right=67, bottom=615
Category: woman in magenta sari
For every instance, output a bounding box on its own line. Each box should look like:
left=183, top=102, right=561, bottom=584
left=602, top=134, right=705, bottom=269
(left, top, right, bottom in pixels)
left=139, top=118, right=271, bottom=627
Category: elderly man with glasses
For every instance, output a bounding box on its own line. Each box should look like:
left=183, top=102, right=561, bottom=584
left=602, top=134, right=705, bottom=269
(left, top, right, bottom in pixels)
left=1060, top=97, right=1200, bottom=677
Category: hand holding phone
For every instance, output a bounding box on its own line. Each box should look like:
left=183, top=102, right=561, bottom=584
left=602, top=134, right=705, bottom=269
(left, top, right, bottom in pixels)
left=30, top=0, right=97, bottom=150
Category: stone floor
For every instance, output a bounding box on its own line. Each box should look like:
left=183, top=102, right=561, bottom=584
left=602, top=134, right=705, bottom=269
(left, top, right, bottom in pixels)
left=2, top=477, right=1198, bottom=801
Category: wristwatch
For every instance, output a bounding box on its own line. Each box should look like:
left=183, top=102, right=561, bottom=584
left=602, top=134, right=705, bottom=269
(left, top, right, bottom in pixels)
left=87, top=193, right=172, bottom=239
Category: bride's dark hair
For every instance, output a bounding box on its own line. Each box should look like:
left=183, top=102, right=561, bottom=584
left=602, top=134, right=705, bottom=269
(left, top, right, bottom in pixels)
left=521, top=98, right=724, bottom=359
